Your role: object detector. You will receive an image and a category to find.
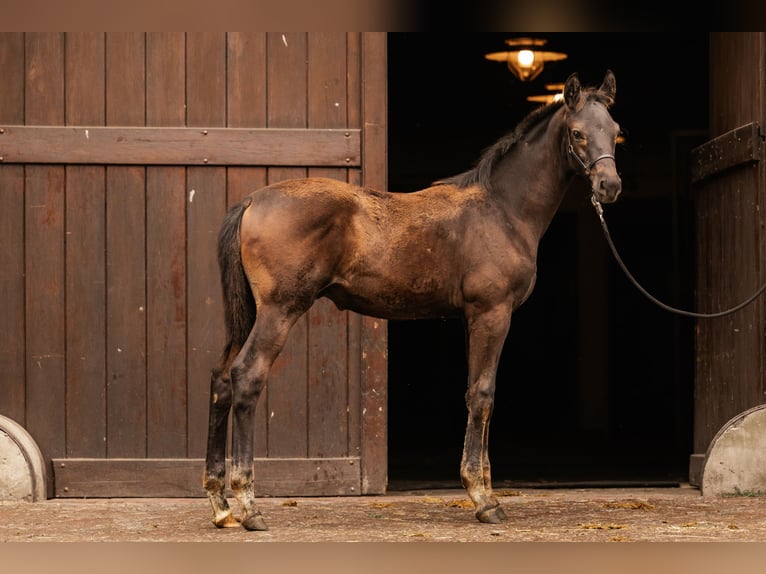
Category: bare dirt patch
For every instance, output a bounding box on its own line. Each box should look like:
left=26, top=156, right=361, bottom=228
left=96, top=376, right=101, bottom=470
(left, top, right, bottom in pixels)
left=3, top=485, right=766, bottom=542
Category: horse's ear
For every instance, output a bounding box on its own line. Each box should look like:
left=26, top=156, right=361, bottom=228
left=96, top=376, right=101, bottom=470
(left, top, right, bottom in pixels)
left=564, top=73, right=581, bottom=110
left=599, top=70, right=616, bottom=105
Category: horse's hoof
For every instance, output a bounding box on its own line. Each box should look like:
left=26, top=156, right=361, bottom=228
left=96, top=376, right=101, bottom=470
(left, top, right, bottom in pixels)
left=241, top=513, right=269, bottom=531
left=476, top=506, right=507, bottom=524
left=212, top=511, right=240, bottom=528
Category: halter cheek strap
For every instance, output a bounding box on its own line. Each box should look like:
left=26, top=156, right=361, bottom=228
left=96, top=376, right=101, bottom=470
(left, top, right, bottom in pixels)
left=567, top=129, right=615, bottom=175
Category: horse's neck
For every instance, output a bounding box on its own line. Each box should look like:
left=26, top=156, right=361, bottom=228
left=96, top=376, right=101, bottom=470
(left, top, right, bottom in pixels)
left=490, top=112, right=572, bottom=249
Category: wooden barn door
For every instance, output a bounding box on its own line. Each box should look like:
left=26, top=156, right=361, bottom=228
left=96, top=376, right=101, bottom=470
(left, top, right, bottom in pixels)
left=0, top=32, right=387, bottom=498
left=689, top=32, right=766, bottom=481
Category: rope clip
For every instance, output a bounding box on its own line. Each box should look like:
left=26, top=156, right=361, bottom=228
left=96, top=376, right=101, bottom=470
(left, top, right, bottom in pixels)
left=590, top=194, right=604, bottom=222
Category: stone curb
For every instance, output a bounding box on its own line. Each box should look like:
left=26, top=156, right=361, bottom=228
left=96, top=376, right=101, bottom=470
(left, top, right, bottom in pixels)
left=0, top=415, right=47, bottom=502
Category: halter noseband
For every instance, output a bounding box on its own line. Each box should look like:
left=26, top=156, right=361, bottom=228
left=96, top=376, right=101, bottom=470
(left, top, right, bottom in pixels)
left=567, top=129, right=615, bottom=176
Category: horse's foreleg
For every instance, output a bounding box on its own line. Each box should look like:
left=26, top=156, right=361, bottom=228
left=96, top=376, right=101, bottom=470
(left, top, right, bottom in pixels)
left=462, top=394, right=505, bottom=524
left=461, top=306, right=511, bottom=524
left=229, top=306, right=299, bottom=531
left=203, top=368, right=239, bottom=528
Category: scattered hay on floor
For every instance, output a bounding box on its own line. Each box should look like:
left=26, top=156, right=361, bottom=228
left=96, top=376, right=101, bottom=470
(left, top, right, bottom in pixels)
left=577, top=523, right=628, bottom=530
left=601, top=500, right=655, bottom=510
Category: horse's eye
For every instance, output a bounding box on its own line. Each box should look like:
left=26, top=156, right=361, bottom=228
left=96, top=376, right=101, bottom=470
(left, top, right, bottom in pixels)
left=572, top=129, right=583, bottom=141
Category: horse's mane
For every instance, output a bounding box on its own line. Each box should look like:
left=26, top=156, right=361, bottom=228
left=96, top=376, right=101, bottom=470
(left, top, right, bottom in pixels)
left=436, top=87, right=612, bottom=192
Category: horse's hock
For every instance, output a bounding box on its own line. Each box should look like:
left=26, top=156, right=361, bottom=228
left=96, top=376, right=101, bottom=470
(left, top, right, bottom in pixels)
left=701, top=405, right=766, bottom=497
left=0, top=415, right=47, bottom=502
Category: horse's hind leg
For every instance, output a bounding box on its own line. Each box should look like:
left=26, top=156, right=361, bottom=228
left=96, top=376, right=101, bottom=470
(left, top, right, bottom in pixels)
left=229, top=304, right=304, bottom=531
left=203, top=367, right=239, bottom=528
left=461, top=306, right=511, bottom=524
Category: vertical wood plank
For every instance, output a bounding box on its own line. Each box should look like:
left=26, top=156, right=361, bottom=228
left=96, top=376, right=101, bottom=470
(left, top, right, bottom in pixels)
left=359, top=32, right=388, bottom=494
left=306, top=33, right=350, bottom=459
left=226, top=31, right=268, bottom=205
left=345, top=34, right=363, bottom=461
left=106, top=167, right=148, bottom=456
left=759, top=33, right=766, bottom=417
left=65, top=165, right=107, bottom=457
left=25, top=33, right=65, bottom=126
left=186, top=32, right=226, bottom=127
left=0, top=33, right=26, bottom=424
left=105, top=32, right=148, bottom=457
left=186, top=32, right=227, bottom=458
left=346, top=200, right=363, bottom=462
left=265, top=32, right=309, bottom=457
left=106, top=33, right=146, bottom=126
left=65, top=32, right=105, bottom=125
left=227, top=33, right=267, bottom=128
left=146, top=32, right=187, bottom=457
left=0, top=166, right=25, bottom=424
left=24, top=34, right=66, bottom=476
left=307, top=33, right=347, bottom=129
left=146, top=167, right=188, bottom=457
left=25, top=165, right=66, bottom=467
left=0, top=32, right=25, bottom=120
left=146, top=32, right=186, bottom=127
left=226, top=32, right=269, bottom=457
left=65, top=32, right=107, bottom=457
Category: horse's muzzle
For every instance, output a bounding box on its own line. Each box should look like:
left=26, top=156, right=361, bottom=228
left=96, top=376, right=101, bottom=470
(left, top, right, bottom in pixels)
left=591, top=167, right=621, bottom=204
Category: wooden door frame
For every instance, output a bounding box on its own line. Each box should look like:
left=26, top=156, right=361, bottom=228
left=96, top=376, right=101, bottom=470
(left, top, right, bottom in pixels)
left=688, top=32, right=766, bottom=485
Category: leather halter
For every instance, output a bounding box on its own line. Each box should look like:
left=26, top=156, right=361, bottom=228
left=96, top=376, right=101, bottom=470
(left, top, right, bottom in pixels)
left=567, top=128, right=615, bottom=175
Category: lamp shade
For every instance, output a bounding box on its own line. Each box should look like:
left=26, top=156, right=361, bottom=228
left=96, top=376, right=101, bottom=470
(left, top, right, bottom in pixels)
left=485, top=38, right=567, bottom=82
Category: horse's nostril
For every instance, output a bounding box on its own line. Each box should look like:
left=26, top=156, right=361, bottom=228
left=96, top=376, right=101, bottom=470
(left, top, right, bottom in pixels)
left=600, top=178, right=621, bottom=193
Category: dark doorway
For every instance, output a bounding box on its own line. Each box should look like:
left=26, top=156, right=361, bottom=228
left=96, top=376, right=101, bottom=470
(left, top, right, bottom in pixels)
left=386, top=33, right=709, bottom=487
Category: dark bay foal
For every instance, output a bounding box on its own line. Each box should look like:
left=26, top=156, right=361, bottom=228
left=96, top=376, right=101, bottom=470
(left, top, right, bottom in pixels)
left=204, top=71, right=622, bottom=530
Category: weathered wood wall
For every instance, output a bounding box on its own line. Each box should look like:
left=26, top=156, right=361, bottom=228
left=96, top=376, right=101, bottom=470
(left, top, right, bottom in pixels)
left=0, top=32, right=387, bottom=497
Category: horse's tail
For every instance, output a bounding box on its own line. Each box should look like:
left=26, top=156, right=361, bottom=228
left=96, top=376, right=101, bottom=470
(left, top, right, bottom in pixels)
left=217, top=197, right=255, bottom=362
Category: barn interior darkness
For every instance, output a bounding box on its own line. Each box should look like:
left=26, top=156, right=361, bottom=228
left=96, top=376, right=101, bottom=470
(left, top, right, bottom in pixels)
left=386, top=33, right=709, bottom=487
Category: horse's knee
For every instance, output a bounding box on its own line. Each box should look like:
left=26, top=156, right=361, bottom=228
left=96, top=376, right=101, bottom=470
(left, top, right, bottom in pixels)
left=232, top=382, right=265, bottom=412
left=210, top=369, right=233, bottom=409
left=230, top=362, right=267, bottom=410
left=465, top=380, right=496, bottom=417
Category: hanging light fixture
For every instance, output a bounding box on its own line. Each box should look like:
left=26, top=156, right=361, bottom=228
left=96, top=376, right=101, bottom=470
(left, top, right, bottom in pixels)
left=485, top=38, right=567, bottom=82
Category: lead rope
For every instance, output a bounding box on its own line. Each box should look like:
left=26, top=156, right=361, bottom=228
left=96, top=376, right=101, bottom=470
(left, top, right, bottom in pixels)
left=590, top=195, right=766, bottom=319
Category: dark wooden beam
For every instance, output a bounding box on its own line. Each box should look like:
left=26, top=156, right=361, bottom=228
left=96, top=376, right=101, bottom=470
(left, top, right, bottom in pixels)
left=53, top=457, right=362, bottom=497
left=690, top=122, right=762, bottom=184
left=0, top=126, right=360, bottom=167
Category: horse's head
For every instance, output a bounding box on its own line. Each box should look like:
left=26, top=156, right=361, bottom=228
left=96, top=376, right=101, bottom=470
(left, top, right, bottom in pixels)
left=563, top=70, right=622, bottom=204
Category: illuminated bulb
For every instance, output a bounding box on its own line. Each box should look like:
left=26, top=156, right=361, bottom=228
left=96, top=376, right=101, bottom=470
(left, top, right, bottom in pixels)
left=517, top=50, right=535, bottom=68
